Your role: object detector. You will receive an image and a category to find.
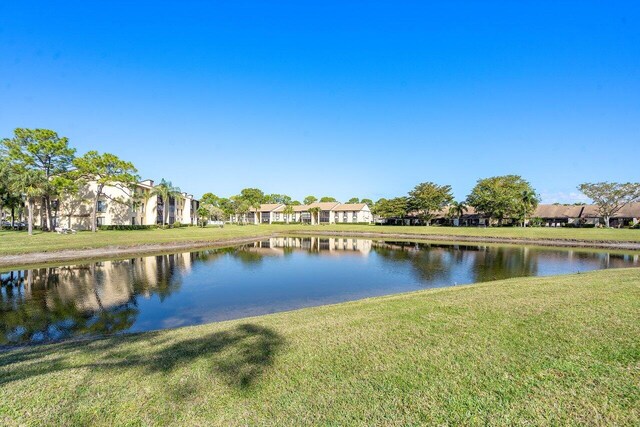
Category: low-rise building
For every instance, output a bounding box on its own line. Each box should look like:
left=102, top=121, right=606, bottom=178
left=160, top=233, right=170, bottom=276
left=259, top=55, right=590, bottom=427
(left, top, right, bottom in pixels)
left=377, top=203, right=640, bottom=228
left=35, top=179, right=199, bottom=230
left=532, top=203, right=640, bottom=227
left=232, top=202, right=373, bottom=224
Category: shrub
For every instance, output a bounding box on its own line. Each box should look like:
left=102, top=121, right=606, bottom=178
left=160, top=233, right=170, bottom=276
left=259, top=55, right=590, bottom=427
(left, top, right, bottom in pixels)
left=529, top=217, right=544, bottom=227
left=173, top=221, right=182, bottom=228
left=333, top=222, right=372, bottom=225
left=98, top=225, right=154, bottom=231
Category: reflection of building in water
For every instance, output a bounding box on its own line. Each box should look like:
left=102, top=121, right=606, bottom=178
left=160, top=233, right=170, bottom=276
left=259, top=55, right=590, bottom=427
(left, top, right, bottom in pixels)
left=247, top=237, right=372, bottom=256
left=0, top=253, right=199, bottom=344
left=10, top=252, right=194, bottom=313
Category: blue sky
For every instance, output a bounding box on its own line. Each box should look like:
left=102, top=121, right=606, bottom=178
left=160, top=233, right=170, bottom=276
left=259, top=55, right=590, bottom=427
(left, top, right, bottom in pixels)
left=1, top=1, right=638, bottom=202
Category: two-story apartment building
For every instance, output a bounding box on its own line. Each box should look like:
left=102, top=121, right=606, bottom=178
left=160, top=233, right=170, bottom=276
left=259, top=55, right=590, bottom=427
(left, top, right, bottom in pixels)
left=232, top=202, right=373, bottom=225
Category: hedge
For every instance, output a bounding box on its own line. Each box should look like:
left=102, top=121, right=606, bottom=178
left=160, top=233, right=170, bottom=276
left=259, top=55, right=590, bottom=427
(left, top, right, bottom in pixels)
left=98, top=225, right=154, bottom=231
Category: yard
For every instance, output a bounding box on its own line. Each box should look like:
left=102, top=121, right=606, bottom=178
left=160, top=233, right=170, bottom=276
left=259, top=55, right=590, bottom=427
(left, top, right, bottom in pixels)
left=1, top=268, right=638, bottom=425
left=1, top=224, right=640, bottom=257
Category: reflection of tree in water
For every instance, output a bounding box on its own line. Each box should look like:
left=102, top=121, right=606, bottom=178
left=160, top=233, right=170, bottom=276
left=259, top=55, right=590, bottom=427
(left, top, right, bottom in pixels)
left=0, top=254, right=190, bottom=345
left=233, top=250, right=264, bottom=265
left=372, top=241, right=542, bottom=285
left=471, top=246, right=538, bottom=282
left=372, top=241, right=453, bottom=285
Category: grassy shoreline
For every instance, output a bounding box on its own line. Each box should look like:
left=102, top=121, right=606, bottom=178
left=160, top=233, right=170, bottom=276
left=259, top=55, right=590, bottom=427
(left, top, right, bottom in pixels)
left=1, top=268, right=638, bottom=425
left=1, top=224, right=639, bottom=256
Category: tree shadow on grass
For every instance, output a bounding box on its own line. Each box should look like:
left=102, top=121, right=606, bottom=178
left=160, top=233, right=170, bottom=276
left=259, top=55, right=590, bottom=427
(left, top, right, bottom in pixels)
left=0, top=323, right=285, bottom=392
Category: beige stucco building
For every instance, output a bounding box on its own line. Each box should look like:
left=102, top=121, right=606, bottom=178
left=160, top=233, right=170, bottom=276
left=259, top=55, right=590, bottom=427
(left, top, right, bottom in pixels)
left=232, top=202, right=373, bottom=225
left=36, top=179, right=198, bottom=230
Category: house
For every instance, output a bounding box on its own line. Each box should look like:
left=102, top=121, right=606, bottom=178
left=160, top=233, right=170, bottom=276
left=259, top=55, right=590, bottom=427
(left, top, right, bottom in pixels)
left=35, top=178, right=199, bottom=230
left=533, top=205, right=585, bottom=227
left=533, top=203, right=640, bottom=227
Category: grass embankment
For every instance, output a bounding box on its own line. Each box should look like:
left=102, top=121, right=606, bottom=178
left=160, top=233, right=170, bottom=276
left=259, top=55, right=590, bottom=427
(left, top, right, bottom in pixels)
left=1, top=269, right=638, bottom=425
left=318, top=224, right=640, bottom=242
left=0, top=226, right=276, bottom=256
left=1, top=224, right=639, bottom=256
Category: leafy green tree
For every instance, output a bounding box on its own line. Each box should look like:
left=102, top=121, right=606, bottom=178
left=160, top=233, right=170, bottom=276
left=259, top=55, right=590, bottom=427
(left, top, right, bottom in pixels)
left=578, top=182, right=640, bottom=227
left=319, top=196, right=337, bottom=203
left=373, top=197, right=408, bottom=219
left=303, top=195, right=317, bottom=205
left=408, top=182, right=453, bottom=225
left=233, top=197, right=251, bottom=225
left=198, top=203, right=224, bottom=225
left=217, top=197, right=235, bottom=221
left=291, top=200, right=302, bottom=206
left=347, top=197, right=360, bottom=204
left=1, top=128, right=75, bottom=231
left=238, top=188, right=265, bottom=215
left=72, top=151, right=139, bottom=232
left=264, top=193, right=292, bottom=204
left=361, top=198, right=374, bottom=208
left=466, top=175, right=537, bottom=225
left=200, top=193, right=220, bottom=207
left=151, top=179, right=183, bottom=226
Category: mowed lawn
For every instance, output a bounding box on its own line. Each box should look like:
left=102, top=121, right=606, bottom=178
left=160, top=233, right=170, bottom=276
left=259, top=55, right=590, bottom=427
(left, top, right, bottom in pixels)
left=0, top=226, right=278, bottom=255
left=1, top=224, right=640, bottom=256
left=1, top=269, right=638, bottom=425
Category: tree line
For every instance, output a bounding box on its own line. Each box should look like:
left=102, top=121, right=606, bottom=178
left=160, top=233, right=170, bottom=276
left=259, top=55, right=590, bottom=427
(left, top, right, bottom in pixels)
left=371, top=177, right=640, bottom=228
left=372, top=176, right=540, bottom=226
left=3, top=129, right=638, bottom=233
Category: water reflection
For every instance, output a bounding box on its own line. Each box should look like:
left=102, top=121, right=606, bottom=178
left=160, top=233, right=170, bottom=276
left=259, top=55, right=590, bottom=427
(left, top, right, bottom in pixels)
left=1, top=237, right=638, bottom=345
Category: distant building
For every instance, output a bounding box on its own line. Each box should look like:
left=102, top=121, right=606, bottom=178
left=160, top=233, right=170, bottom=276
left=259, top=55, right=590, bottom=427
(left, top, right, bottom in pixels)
left=232, top=202, right=373, bottom=224
left=377, top=203, right=640, bottom=228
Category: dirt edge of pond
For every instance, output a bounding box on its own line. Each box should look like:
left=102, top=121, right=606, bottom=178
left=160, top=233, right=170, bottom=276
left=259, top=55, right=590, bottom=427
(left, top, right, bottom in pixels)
left=289, top=230, right=640, bottom=250
left=1, top=231, right=640, bottom=269
left=0, top=234, right=277, bottom=269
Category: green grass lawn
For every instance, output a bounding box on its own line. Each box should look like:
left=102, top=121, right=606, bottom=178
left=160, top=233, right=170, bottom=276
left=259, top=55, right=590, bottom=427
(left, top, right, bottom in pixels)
left=317, top=224, right=640, bottom=242
left=0, top=225, right=276, bottom=255
left=1, top=268, right=638, bottom=425
left=1, top=224, right=639, bottom=256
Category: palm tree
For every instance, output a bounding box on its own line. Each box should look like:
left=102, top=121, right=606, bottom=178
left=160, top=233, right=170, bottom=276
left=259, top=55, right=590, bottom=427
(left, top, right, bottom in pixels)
left=151, top=179, right=183, bottom=226
left=521, top=190, right=537, bottom=227
left=448, top=201, right=468, bottom=226
left=283, top=204, right=294, bottom=224
left=12, top=168, right=45, bottom=235
left=308, top=207, right=321, bottom=225
left=235, top=201, right=250, bottom=225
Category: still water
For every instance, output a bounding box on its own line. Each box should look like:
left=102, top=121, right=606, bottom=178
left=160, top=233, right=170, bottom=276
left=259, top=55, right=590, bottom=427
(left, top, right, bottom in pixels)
left=1, top=236, right=638, bottom=345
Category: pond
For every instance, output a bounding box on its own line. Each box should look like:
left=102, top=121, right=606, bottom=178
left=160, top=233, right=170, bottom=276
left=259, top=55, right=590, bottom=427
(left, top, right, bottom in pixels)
left=1, top=236, right=638, bottom=345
